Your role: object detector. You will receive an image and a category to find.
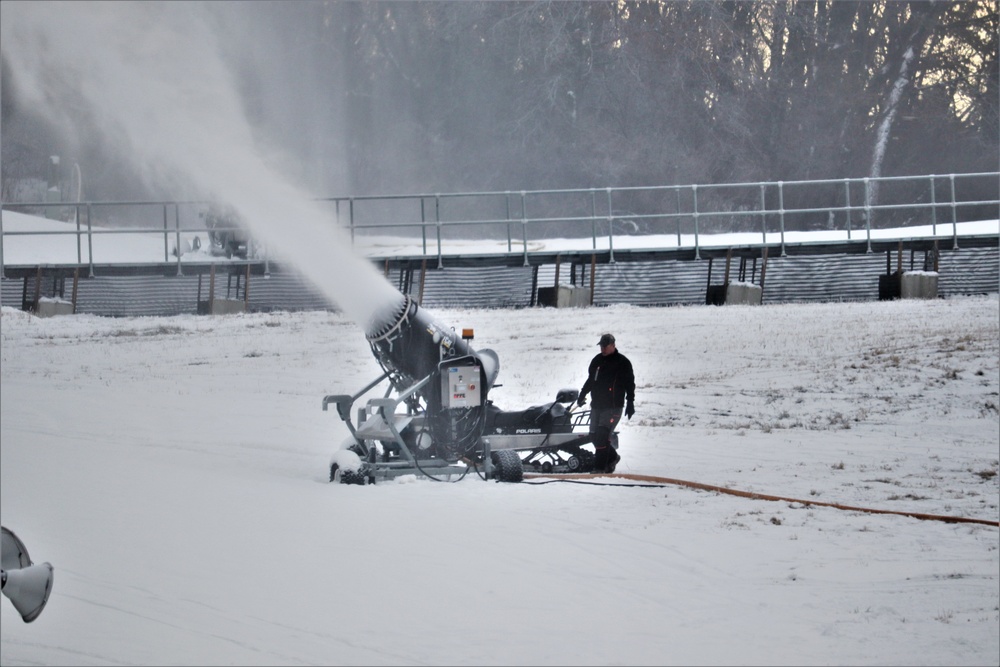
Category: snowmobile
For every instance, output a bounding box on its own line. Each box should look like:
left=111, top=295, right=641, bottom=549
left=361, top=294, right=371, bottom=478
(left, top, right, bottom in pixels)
left=323, top=295, right=616, bottom=484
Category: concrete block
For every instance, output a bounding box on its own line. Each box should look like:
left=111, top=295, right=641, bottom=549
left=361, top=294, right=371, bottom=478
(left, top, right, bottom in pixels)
left=213, top=298, right=247, bottom=315
left=725, top=281, right=763, bottom=305
left=200, top=298, right=246, bottom=315
left=900, top=271, right=938, bottom=299
left=556, top=285, right=590, bottom=308
left=35, top=298, right=74, bottom=317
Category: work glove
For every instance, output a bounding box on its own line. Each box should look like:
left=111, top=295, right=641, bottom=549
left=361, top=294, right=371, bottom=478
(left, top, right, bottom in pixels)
left=625, top=400, right=635, bottom=420
left=576, top=395, right=586, bottom=407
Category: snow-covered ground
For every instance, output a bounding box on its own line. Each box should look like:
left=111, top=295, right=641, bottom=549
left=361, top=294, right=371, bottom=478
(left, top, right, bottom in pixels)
left=2, top=295, right=997, bottom=666
left=1, top=2, right=997, bottom=662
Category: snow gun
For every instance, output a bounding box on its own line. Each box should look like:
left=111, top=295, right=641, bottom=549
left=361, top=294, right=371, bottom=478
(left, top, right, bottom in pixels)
left=322, top=294, right=614, bottom=484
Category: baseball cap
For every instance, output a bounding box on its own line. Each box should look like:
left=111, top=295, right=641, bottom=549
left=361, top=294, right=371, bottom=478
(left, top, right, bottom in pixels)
left=598, top=333, right=615, bottom=346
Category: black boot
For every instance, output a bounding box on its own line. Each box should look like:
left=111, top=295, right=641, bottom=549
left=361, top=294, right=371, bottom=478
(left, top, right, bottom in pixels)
left=593, top=445, right=609, bottom=473
left=606, top=448, right=621, bottom=473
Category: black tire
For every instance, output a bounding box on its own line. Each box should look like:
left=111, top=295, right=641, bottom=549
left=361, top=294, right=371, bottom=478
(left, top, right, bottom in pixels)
left=330, top=462, right=372, bottom=485
left=491, top=449, right=523, bottom=483
left=340, top=464, right=371, bottom=485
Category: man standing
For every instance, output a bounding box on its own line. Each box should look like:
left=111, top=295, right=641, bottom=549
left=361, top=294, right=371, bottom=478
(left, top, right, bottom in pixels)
left=577, top=333, right=635, bottom=473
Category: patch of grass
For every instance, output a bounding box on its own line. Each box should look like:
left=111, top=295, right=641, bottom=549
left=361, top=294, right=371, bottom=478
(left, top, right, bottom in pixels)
left=151, top=325, right=187, bottom=336
left=113, top=325, right=188, bottom=337
left=887, top=493, right=931, bottom=501
left=934, top=610, right=954, bottom=624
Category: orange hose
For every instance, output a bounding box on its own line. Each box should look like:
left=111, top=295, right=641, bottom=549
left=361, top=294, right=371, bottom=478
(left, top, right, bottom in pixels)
left=524, top=471, right=1000, bottom=527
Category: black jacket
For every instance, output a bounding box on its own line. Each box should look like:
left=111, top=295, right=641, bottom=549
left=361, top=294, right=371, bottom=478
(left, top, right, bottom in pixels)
left=580, top=350, right=635, bottom=409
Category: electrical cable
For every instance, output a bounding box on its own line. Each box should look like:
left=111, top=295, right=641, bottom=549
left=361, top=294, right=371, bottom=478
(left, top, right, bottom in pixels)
left=414, top=457, right=472, bottom=483
left=408, top=424, right=472, bottom=483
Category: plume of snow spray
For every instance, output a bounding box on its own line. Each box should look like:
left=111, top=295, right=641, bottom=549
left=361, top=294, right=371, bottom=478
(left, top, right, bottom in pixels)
left=0, top=1, right=404, bottom=330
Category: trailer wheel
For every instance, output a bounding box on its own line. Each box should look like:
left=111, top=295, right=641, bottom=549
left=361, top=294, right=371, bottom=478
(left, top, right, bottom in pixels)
left=491, top=449, right=523, bottom=483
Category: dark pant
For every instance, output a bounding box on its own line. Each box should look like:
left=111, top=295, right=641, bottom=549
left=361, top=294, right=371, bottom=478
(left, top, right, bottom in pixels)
left=590, top=407, right=621, bottom=471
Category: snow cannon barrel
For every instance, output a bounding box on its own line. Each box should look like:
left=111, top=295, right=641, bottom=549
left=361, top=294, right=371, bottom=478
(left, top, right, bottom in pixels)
left=365, top=294, right=500, bottom=401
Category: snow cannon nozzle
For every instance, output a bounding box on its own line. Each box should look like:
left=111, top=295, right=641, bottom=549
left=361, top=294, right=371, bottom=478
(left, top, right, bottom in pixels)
left=365, top=293, right=411, bottom=343
left=363, top=294, right=500, bottom=396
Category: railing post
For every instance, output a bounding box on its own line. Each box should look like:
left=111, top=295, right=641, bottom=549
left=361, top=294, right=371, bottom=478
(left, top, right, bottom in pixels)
left=675, top=188, right=682, bottom=247
left=174, top=204, right=183, bottom=276
left=949, top=174, right=959, bottom=250
left=86, top=203, right=95, bottom=277
left=76, top=205, right=83, bottom=265
left=519, top=191, right=527, bottom=253
left=606, top=188, right=615, bottom=264
left=863, top=177, right=873, bottom=253
left=591, top=190, right=598, bottom=249
left=420, top=197, right=428, bottom=255
left=521, top=191, right=529, bottom=267
left=844, top=179, right=853, bottom=240
left=435, top=194, right=443, bottom=269
left=692, top=184, right=700, bottom=260
left=163, top=203, right=169, bottom=262
left=929, top=174, right=937, bottom=236
left=590, top=190, right=598, bottom=250
left=759, top=183, right=767, bottom=246
left=505, top=192, right=512, bottom=253
left=777, top=181, right=786, bottom=256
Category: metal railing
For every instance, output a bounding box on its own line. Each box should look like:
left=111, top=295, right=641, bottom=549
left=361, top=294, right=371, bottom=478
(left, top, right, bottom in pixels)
left=2, top=172, right=997, bottom=277
left=322, top=172, right=999, bottom=266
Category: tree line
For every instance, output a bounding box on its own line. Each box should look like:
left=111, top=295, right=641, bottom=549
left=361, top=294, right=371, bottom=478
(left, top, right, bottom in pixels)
left=3, top=1, right=997, bottom=214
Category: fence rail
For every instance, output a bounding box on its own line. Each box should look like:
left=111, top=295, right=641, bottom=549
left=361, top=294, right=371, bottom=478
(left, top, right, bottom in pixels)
left=2, top=172, right=997, bottom=277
